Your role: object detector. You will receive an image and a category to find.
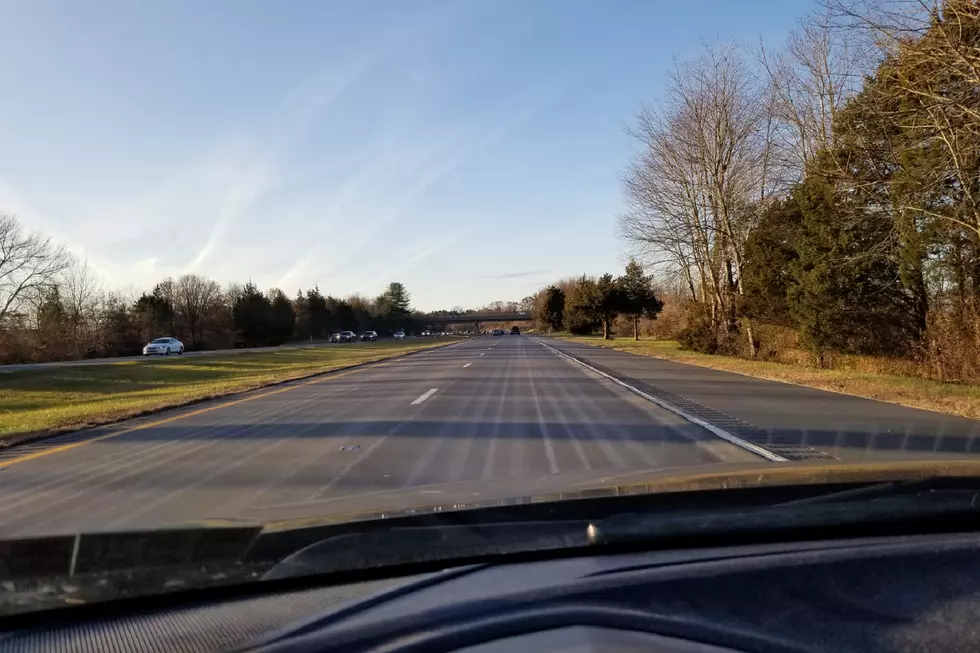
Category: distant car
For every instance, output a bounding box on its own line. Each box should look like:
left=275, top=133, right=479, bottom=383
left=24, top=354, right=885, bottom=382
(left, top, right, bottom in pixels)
left=360, top=331, right=378, bottom=342
left=393, top=330, right=405, bottom=340
left=492, top=329, right=505, bottom=336
left=421, top=330, right=431, bottom=337
left=331, top=331, right=356, bottom=343
left=143, top=337, right=184, bottom=356
left=510, top=326, right=520, bottom=335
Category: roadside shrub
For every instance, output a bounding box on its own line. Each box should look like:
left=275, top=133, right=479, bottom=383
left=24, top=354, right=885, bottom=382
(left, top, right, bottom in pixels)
left=677, top=319, right=718, bottom=354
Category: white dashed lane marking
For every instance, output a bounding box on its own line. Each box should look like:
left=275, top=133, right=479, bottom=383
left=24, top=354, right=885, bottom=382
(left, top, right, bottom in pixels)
left=410, top=388, right=438, bottom=406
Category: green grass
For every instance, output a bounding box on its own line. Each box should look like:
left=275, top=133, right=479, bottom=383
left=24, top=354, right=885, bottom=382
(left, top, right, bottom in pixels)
left=560, top=335, right=980, bottom=420
left=0, top=340, right=452, bottom=439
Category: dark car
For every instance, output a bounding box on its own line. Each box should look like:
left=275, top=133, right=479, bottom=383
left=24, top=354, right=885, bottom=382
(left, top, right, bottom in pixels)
left=492, top=329, right=505, bottom=336
left=510, top=326, right=520, bottom=335
left=360, top=331, right=378, bottom=342
left=331, top=331, right=357, bottom=343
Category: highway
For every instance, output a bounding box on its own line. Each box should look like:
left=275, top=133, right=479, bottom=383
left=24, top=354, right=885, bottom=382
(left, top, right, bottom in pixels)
left=2, top=334, right=980, bottom=537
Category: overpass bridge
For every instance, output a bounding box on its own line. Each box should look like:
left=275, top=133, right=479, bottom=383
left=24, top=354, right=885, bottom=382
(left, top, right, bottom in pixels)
left=418, top=313, right=533, bottom=330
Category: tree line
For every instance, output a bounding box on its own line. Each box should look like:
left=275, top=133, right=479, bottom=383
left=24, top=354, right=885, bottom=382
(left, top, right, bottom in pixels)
left=619, top=0, right=980, bottom=381
left=529, top=259, right=664, bottom=340
left=0, top=214, right=416, bottom=364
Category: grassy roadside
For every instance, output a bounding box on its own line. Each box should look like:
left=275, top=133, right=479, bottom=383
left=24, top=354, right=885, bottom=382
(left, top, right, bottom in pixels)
left=559, top=336, right=980, bottom=420
left=0, top=340, right=454, bottom=440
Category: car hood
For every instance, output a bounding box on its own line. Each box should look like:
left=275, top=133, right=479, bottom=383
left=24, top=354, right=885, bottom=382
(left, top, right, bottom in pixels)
left=194, top=458, right=980, bottom=530
left=5, top=458, right=980, bottom=613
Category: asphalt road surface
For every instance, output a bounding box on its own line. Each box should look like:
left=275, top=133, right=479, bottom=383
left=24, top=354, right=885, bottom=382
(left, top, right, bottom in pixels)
left=2, top=334, right=980, bottom=537
left=0, top=335, right=759, bottom=536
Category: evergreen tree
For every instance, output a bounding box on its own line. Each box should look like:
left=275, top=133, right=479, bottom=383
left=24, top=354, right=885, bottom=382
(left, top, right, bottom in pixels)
left=133, top=292, right=174, bottom=342
left=36, top=286, right=68, bottom=359
left=268, top=289, right=296, bottom=345
left=741, top=198, right=801, bottom=326
left=305, top=287, right=330, bottom=338
left=618, top=259, right=663, bottom=340
left=538, top=285, right=565, bottom=332
left=594, top=273, right=625, bottom=340
left=381, top=282, right=411, bottom=314
left=232, top=282, right=273, bottom=347
left=102, top=296, right=142, bottom=356
left=787, top=170, right=918, bottom=362
left=564, top=276, right=600, bottom=335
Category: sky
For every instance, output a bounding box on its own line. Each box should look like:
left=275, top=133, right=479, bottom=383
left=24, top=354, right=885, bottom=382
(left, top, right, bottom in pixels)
left=0, top=0, right=813, bottom=311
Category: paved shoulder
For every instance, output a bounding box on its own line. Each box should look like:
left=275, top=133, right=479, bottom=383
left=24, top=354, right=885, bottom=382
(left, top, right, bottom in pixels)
left=537, top=337, right=980, bottom=461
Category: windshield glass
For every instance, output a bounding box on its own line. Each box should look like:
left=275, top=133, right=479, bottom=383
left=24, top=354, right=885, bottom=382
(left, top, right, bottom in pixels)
left=1, top=0, right=978, bottom=612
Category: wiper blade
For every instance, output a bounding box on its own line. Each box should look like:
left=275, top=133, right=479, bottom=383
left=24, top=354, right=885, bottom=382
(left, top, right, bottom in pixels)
left=269, top=479, right=980, bottom=579
left=776, top=474, right=980, bottom=506
left=586, top=488, right=980, bottom=547
left=264, top=520, right=588, bottom=580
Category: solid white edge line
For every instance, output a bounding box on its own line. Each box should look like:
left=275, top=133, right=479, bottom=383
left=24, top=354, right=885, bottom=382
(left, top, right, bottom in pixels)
left=411, top=388, right=439, bottom=405
left=532, top=338, right=788, bottom=463
left=463, top=362, right=472, bottom=368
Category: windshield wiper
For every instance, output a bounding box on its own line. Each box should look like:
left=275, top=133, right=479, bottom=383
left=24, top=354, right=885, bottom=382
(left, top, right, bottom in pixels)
left=264, top=520, right=589, bottom=580
left=586, top=482, right=980, bottom=547
left=268, top=478, right=980, bottom=579
left=775, top=475, right=980, bottom=506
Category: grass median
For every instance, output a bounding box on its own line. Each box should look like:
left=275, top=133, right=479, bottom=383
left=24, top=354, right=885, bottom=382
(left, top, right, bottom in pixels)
left=559, top=336, right=980, bottom=420
left=0, top=339, right=454, bottom=440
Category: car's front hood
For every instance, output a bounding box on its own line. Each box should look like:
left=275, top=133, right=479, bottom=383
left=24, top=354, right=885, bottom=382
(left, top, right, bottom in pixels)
left=5, top=458, right=980, bottom=614
left=196, top=458, right=980, bottom=532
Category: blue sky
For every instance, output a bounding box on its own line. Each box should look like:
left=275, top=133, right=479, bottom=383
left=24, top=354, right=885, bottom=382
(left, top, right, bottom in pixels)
left=0, top=0, right=811, bottom=311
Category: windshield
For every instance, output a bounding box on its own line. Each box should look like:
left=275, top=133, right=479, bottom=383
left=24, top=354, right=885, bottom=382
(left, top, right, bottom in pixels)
left=2, top=0, right=979, bottom=612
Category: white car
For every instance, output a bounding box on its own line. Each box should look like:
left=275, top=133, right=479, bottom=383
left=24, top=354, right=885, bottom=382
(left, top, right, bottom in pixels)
left=393, top=330, right=405, bottom=340
left=143, top=337, right=184, bottom=356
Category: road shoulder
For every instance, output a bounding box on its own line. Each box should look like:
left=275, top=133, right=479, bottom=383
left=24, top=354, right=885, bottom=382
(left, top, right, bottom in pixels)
left=540, top=336, right=980, bottom=462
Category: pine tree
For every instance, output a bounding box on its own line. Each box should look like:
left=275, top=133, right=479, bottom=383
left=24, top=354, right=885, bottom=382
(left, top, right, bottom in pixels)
left=269, top=290, right=296, bottom=344
left=538, top=285, right=565, bottom=332
left=787, top=170, right=918, bottom=362
left=594, top=273, right=624, bottom=340
left=564, top=276, right=600, bottom=335
left=232, top=282, right=273, bottom=347
left=618, top=259, right=664, bottom=340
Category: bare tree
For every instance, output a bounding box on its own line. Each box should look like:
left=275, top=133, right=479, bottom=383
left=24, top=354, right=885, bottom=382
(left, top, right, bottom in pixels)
left=62, top=258, right=103, bottom=355
left=173, top=274, right=224, bottom=348
left=0, top=212, right=70, bottom=326
left=823, top=0, right=980, bottom=235
left=760, top=8, right=871, bottom=177
left=621, top=42, right=775, bottom=355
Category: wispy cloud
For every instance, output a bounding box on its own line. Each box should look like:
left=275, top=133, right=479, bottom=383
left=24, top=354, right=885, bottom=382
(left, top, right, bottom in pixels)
left=183, top=53, right=387, bottom=274
left=482, top=269, right=550, bottom=280
left=0, top=180, right=118, bottom=283
left=0, top=1, right=598, bottom=309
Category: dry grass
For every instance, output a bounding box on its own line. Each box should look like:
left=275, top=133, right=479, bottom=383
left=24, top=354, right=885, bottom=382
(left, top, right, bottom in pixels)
left=0, top=340, right=453, bottom=439
left=560, top=336, right=980, bottom=420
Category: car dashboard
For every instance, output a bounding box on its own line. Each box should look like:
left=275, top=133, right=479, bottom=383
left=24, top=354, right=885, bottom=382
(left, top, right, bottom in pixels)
left=3, top=530, right=980, bottom=652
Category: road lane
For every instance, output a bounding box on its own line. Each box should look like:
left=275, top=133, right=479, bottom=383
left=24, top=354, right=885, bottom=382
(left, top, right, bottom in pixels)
left=0, top=335, right=758, bottom=536
left=540, top=337, right=980, bottom=462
